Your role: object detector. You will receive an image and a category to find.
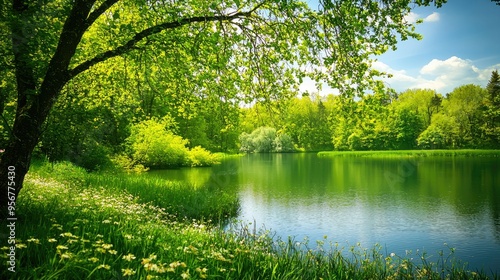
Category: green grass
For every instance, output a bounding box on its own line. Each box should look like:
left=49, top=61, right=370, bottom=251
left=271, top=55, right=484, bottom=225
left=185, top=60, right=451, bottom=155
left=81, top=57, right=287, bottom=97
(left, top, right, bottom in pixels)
left=317, top=149, right=500, bottom=158
left=2, top=160, right=497, bottom=279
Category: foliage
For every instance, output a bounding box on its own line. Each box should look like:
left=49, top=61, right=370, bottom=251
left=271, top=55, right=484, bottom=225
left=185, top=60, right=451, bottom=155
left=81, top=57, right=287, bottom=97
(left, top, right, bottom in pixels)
left=187, top=146, right=222, bottom=167
left=318, top=149, right=500, bottom=158
left=0, top=0, right=449, bottom=216
left=417, top=126, right=446, bottom=149
left=126, top=118, right=189, bottom=169
left=482, top=70, right=500, bottom=148
left=123, top=118, right=221, bottom=169
left=239, top=127, right=295, bottom=153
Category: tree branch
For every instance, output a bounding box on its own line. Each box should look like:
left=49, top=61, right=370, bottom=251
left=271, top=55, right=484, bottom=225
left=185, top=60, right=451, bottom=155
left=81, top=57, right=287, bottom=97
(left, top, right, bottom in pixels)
left=85, top=0, right=120, bottom=29
left=69, top=11, right=256, bottom=79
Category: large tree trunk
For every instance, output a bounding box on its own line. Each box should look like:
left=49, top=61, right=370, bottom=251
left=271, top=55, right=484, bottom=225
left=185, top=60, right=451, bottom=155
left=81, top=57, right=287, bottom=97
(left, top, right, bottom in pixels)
left=0, top=115, right=41, bottom=220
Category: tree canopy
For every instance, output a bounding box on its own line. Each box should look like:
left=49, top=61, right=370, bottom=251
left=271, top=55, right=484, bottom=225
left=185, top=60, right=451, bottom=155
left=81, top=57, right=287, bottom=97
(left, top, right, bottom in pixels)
left=0, top=0, right=447, bottom=218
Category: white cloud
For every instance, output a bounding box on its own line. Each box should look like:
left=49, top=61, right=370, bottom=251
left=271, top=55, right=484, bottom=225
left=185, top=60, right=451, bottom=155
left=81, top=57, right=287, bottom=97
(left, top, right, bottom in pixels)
left=404, top=12, right=420, bottom=24
left=374, top=56, right=499, bottom=94
left=404, top=12, right=440, bottom=24
left=424, top=12, right=440, bottom=22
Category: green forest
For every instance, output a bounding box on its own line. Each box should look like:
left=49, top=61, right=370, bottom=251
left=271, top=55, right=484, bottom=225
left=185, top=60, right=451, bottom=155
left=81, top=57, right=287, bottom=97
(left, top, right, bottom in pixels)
left=2, top=68, right=499, bottom=171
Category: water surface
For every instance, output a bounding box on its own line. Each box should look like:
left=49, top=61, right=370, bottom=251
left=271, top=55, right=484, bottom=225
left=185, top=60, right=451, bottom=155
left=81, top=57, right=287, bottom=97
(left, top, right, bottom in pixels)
left=150, top=153, right=500, bottom=274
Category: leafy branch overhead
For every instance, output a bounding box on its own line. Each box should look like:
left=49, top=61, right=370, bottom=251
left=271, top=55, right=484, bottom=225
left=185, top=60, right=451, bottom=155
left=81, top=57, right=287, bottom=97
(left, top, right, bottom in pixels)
left=0, top=0, right=446, bottom=217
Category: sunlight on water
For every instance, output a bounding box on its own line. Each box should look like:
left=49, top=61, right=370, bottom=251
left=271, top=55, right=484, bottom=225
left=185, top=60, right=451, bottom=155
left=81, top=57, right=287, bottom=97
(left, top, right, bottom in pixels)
left=151, top=153, right=500, bottom=274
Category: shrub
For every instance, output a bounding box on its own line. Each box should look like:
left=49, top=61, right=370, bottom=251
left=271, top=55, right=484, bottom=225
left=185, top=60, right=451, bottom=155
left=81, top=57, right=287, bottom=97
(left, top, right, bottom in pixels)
left=187, top=146, right=221, bottom=167
left=239, top=127, right=295, bottom=153
left=273, top=133, right=295, bottom=152
left=126, top=119, right=190, bottom=169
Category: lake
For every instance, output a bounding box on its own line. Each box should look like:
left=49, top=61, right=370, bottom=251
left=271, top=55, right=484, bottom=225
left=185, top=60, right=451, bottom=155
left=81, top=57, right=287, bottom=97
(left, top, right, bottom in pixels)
left=149, top=153, right=500, bottom=274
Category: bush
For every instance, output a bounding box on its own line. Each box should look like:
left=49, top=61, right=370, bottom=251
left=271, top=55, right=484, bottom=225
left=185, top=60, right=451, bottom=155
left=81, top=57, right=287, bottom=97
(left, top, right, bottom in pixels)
left=239, top=127, right=295, bottom=153
left=187, top=146, right=221, bottom=167
left=273, top=133, right=295, bottom=152
left=124, top=118, right=220, bottom=169
left=126, top=119, right=189, bottom=169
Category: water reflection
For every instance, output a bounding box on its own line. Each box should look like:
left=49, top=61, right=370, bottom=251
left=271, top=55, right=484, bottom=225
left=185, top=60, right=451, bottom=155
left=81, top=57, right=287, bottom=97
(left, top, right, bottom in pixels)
left=150, top=153, right=500, bottom=274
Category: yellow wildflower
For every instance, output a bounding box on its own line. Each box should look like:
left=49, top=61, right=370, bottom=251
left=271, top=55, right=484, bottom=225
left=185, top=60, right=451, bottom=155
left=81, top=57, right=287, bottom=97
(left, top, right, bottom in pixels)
left=180, top=269, right=190, bottom=279
left=97, top=264, right=111, bottom=270
left=122, top=268, right=136, bottom=276
left=122, top=253, right=136, bottom=262
left=56, top=245, right=68, bottom=250
left=60, top=253, right=73, bottom=259
left=27, top=238, right=40, bottom=244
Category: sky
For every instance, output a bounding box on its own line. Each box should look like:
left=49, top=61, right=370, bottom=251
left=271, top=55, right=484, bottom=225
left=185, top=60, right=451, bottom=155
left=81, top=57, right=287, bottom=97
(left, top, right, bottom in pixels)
left=301, top=0, right=500, bottom=95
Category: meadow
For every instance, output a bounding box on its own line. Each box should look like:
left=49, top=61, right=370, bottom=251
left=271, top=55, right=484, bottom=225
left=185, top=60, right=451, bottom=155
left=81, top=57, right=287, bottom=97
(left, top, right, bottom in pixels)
left=1, top=160, right=496, bottom=279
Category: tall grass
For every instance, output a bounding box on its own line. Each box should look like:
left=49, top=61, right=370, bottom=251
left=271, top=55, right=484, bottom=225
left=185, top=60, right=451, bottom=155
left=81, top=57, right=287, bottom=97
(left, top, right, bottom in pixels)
left=318, top=149, right=500, bottom=158
left=2, top=161, right=497, bottom=279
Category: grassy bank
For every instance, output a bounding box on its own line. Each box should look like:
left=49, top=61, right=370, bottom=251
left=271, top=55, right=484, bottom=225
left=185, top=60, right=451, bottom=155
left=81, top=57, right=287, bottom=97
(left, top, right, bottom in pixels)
left=2, top=161, right=496, bottom=279
left=318, top=149, right=500, bottom=158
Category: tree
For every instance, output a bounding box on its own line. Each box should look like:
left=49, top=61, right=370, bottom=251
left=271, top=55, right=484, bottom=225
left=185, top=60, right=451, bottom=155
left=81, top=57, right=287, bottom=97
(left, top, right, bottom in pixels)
left=482, top=70, right=500, bottom=147
left=393, top=88, right=442, bottom=128
left=0, top=0, right=446, bottom=218
left=444, top=84, right=486, bottom=147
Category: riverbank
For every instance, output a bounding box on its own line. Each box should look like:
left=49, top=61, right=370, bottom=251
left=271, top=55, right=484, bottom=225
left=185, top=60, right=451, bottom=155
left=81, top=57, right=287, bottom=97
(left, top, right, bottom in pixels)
left=2, top=160, right=496, bottom=279
left=317, top=149, right=500, bottom=158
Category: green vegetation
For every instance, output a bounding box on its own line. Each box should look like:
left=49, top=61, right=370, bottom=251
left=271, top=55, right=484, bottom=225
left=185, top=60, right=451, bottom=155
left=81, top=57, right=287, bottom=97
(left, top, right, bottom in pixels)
left=116, top=118, right=221, bottom=171
left=3, top=161, right=495, bottom=279
left=318, top=149, right=500, bottom=158
left=239, top=127, right=295, bottom=153
left=242, top=75, right=500, bottom=152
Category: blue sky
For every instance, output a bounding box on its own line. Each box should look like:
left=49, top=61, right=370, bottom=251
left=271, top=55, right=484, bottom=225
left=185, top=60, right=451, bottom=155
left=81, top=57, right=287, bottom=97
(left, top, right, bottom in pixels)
left=301, top=0, right=500, bottom=95
left=374, top=0, right=500, bottom=94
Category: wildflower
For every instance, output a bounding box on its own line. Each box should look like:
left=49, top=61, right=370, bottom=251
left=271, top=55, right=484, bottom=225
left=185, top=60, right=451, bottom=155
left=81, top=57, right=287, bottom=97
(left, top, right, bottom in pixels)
left=390, top=252, right=396, bottom=257
left=60, top=232, right=77, bottom=238
left=108, top=250, right=118, bottom=255
left=60, top=253, right=73, bottom=259
left=144, top=263, right=159, bottom=272
left=27, top=238, right=40, bottom=244
left=88, top=257, right=100, bottom=263
left=102, top=243, right=113, bottom=250
left=124, top=234, right=133, bottom=240
left=48, top=238, right=57, bottom=243
left=180, top=269, right=190, bottom=279
left=0, top=246, right=9, bottom=251
left=97, top=264, right=111, bottom=270
left=102, top=219, right=111, bottom=224
left=96, top=248, right=106, bottom=254
left=122, top=253, right=136, bottom=262
left=16, top=244, right=27, bottom=249
left=51, top=224, right=63, bottom=230
left=122, top=268, right=136, bottom=276
left=56, top=245, right=68, bottom=250
left=196, top=267, right=208, bottom=279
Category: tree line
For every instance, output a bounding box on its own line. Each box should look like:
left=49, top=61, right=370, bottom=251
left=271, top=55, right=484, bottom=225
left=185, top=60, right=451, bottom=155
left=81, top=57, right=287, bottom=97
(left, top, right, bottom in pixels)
left=1, top=69, right=497, bottom=172
left=242, top=71, right=500, bottom=152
